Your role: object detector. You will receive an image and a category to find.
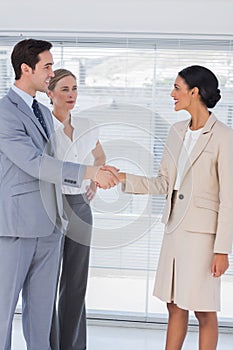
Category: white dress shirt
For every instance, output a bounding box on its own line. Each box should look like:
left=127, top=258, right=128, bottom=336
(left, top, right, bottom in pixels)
left=174, top=127, right=203, bottom=190
left=53, top=114, right=99, bottom=194
left=12, top=85, right=33, bottom=109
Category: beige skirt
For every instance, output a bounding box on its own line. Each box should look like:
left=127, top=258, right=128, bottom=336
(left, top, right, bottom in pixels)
left=153, top=192, right=221, bottom=312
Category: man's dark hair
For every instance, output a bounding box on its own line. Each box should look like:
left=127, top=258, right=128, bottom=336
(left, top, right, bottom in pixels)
left=11, top=38, right=53, bottom=80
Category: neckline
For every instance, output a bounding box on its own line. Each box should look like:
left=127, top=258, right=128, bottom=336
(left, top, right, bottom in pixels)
left=188, top=126, right=204, bottom=133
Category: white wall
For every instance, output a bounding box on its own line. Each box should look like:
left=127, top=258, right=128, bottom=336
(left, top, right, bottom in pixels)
left=0, top=0, right=233, bottom=36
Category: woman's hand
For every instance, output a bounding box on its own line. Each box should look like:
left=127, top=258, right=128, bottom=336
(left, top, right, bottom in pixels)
left=211, top=253, right=229, bottom=277
left=84, top=165, right=119, bottom=189
left=86, top=180, right=97, bottom=201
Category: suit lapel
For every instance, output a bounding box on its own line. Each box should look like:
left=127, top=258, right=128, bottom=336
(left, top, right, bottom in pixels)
left=8, top=89, right=49, bottom=140
left=181, top=114, right=217, bottom=184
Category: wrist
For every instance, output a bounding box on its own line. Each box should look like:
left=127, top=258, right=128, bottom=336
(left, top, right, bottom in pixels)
left=84, top=166, right=99, bottom=181
left=118, top=172, right=126, bottom=183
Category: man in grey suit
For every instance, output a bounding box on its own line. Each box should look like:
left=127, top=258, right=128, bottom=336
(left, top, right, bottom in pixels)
left=0, top=38, right=119, bottom=350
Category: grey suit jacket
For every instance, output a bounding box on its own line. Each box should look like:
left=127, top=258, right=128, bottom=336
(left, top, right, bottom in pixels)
left=124, top=114, right=233, bottom=254
left=0, top=88, right=86, bottom=238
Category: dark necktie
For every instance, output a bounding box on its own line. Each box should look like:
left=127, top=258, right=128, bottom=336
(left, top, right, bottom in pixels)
left=32, top=99, right=49, bottom=138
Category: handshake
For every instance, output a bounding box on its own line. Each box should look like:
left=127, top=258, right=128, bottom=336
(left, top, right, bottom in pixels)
left=85, top=165, right=125, bottom=189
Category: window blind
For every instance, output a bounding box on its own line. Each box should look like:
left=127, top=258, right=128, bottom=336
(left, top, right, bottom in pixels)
left=1, top=33, right=233, bottom=322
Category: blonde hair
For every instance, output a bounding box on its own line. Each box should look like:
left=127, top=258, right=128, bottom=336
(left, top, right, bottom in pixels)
left=48, top=68, right=76, bottom=91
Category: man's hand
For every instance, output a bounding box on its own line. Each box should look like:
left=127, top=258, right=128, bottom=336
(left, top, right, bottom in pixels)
left=211, top=253, right=229, bottom=278
left=84, top=165, right=119, bottom=189
left=95, top=165, right=120, bottom=189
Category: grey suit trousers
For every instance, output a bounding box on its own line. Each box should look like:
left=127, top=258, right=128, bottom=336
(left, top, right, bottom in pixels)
left=0, top=229, right=62, bottom=350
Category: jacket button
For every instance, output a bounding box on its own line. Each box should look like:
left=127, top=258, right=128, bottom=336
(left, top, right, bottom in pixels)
left=179, top=194, right=184, bottom=200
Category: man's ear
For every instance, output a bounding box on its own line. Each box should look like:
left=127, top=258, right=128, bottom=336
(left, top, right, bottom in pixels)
left=21, top=63, right=31, bottom=74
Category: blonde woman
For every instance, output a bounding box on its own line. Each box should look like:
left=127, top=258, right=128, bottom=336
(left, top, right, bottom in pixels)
left=48, top=68, right=106, bottom=350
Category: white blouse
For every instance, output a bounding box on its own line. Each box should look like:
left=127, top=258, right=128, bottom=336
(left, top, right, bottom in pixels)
left=53, top=114, right=99, bottom=195
left=174, top=127, right=203, bottom=190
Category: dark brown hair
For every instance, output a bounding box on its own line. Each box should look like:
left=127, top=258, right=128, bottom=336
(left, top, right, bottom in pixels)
left=178, top=65, right=221, bottom=108
left=11, top=38, right=52, bottom=80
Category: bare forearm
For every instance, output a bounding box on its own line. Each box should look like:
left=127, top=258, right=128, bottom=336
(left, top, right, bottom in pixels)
left=92, top=141, right=106, bottom=166
left=94, top=153, right=106, bottom=166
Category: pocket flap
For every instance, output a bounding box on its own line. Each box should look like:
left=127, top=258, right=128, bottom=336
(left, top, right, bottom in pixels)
left=194, top=196, right=219, bottom=212
left=11, top=180, right=40, bottom=196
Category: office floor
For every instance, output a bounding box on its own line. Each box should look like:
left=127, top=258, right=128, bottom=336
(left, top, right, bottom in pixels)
left=12, top=315, right=233, bottom=350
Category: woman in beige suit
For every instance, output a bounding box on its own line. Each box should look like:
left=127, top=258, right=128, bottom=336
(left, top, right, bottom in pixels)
left=119, top=65, right=233, bottom=350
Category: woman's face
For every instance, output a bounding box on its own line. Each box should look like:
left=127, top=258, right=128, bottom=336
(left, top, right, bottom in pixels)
left=170, top=75, right=193, bottom=112
left=49, top=75, right=78, bottom=111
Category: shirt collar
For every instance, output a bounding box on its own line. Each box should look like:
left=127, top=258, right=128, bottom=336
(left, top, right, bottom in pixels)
left=12, top=84, right=34, bottom=109
left=52, top=112, right=64, bottom=130
left=52, top=113, right=74, bottom=129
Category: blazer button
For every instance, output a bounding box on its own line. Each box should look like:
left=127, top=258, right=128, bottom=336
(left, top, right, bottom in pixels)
left=179, top=194, right=184, bottom=200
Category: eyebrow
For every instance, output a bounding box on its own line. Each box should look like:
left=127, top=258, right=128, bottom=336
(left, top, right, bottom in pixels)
left=44, top=62, right=53, bottom=67
left=60, top=85, right=77, bottom=88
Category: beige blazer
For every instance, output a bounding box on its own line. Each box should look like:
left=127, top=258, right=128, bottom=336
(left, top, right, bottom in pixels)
left=124, top=113, right=233, bottom=254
